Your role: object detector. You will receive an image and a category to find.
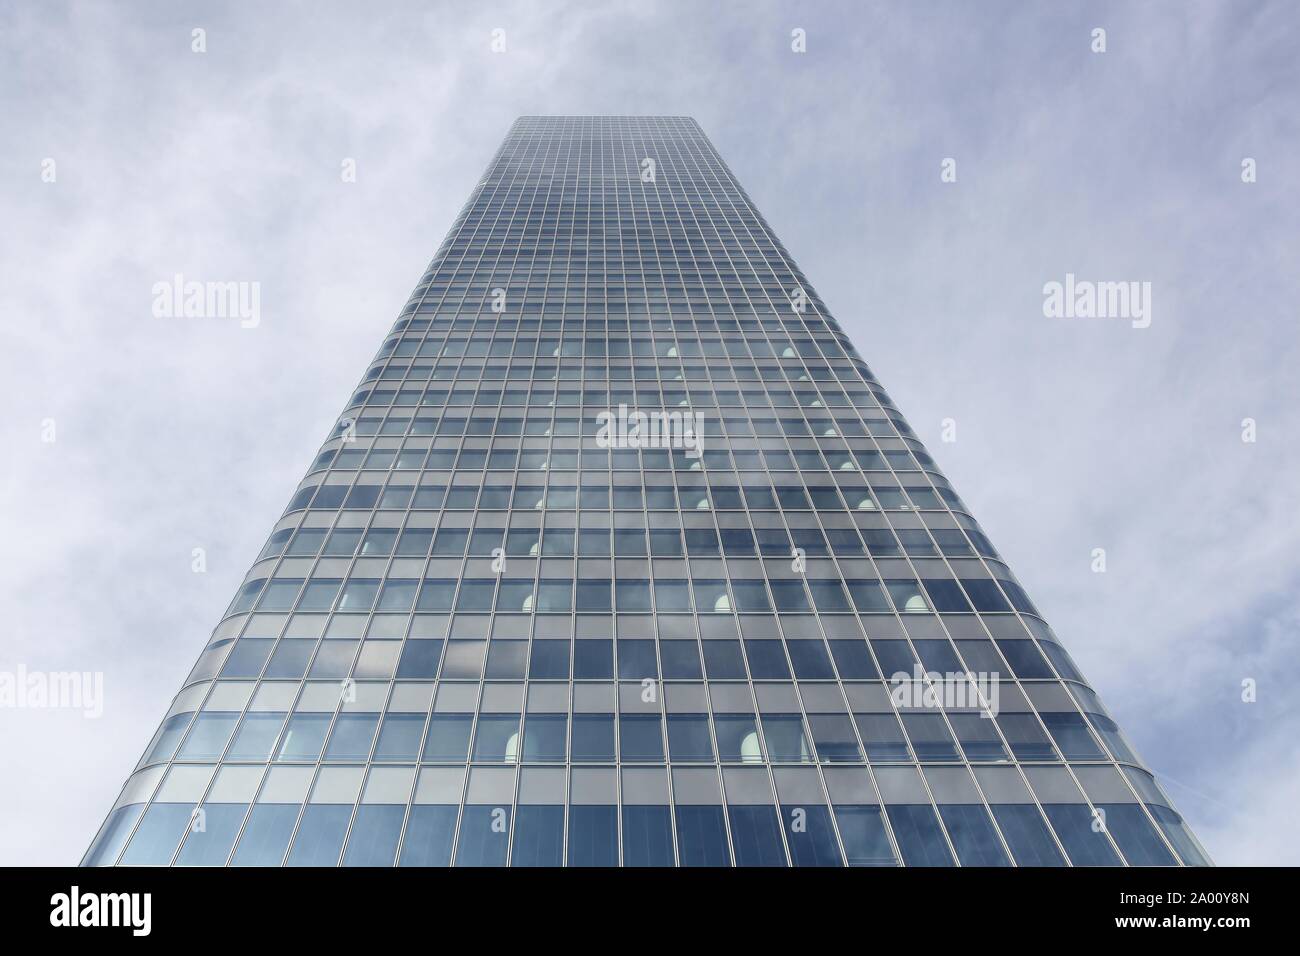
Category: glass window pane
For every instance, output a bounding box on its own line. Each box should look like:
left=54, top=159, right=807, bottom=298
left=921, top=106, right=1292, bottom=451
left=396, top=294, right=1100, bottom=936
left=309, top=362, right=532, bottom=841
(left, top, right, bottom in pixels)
left=728, top=804, right=786, bottom=866
left=622, top=805, right=674, bottom=867
left=675, top=805, right=730, bottom=866
left=781, top=804, right=841, bottom=867
left=568, top=805, right=618, bottom=866
left=834, top=805, right=897, bottom=866
left=885, top=804, right=955, bottom=867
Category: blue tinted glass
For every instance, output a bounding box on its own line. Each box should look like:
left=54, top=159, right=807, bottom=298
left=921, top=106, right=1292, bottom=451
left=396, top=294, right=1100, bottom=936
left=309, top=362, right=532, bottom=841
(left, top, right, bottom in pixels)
left=573, top=639, right=613, bottom=678
left=787, top=641, right=835, bottom=678
left=728, top=804, right=787, bottom=866
left=423, top=714, right=472, bottom=761
left=324, top=713, right=380, bottom=760
left=996, top=714, right=1057, bottom=761
left=995, top=639, right=1054, bottom=678
left=119, top=803, right=191, bottom=865
left=286, top=804, right=351, bottom=866
left=855, top=714, right=911, bottom=761
left=1043, top=804, right=1122, bottom=866
left=398, top=805, right=457, bottom=866
left=1147, top=804, right=1211, bottom=867
left=617, top=639, right=658, bottom=678
left=675, top=805, right=730, bottom=866
left=619, top=715, right=664, bottom=762
left=374, top=713, right=425, bottom=760
left=622, top=805, right=674, bottom=867
left=762, top=715, right=811, bottom=762
left=568, top=805, right=618, bottom=866
left=989, top=804, right=1066, bottom=866
left=230, top=804, right=299, bottom=866
left=396, top=640, right=442, bottom=677
left=885, top=804, right=955, bottom=867
left=667, top=715, right=714, bottom=761
left=342, top=805, right=405, bottom=866
left=175, top=712, right=239, bottom=759
left=528, top=641, right=571, bottom=678
left=901, top=715, right=959, bottom=761
left=175, top=804, right=247, bottom=866
left=937, top=804, right=1011, bottom=866
left=833, top=805, right=897, bottom=866
left=142, top=714, right=191, bottom=765
left=947, top=714, right=1008, bottom=762
left=228, top=713, right=285, bottom=760
left=1099, top=804, right=1177, bottom=866
left=702, top=640, right=746, bottom=678
left=744, top=640, right=790, bottom=678
left=659, top=640, right=703, bottom=678
left=572, top=713, right=616, bottom=762
left=455, top=805, right=510, bottom=866
left=1086, top=713, right=1140, bottom=763
left=220, top=638, right=274, bottom=677
left=83, top=804, right=144, bottom=867
left=1040, top=712, right=1105, bottom=759
left=276, top=714, right=330, bottom=761
left=511, top=805, right=565, bottom=866
left=472, top=714, right=520, bottom=762
left=828, top=640, right=878, bottom=678
left=522, top=714, right=568, bottom=762
left=782, top=804, right=842, bottom=866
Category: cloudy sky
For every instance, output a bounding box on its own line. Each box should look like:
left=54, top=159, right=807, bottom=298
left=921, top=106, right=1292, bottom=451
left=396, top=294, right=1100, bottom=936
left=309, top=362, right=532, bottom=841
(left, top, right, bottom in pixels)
left=2, top=0, right=1297, bottom=865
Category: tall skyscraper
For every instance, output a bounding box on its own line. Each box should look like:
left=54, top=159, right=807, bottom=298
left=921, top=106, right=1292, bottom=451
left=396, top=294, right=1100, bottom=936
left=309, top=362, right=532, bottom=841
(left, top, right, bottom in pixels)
left=84, top=116, right=1209, bottom=867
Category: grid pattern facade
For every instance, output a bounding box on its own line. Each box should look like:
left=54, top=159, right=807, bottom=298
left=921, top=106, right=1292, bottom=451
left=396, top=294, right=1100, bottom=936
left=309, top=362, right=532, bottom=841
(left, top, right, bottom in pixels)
left=84, top=116, right=1210, bottom=867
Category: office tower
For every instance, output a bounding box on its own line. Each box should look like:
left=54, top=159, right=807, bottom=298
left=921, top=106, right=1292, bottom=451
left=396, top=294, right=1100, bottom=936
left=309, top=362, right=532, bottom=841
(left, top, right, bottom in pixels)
left=84, top=116, right=1209, bottom=867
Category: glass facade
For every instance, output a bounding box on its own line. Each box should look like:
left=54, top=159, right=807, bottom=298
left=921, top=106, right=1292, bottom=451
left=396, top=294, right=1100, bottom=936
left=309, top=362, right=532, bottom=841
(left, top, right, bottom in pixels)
left=84, top=115, right=1210, bottom=867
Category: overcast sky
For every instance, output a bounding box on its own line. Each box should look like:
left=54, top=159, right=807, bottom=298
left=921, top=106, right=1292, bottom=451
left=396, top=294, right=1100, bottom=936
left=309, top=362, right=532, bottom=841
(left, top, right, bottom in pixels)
left=2, top=0, right=1297, bottom=865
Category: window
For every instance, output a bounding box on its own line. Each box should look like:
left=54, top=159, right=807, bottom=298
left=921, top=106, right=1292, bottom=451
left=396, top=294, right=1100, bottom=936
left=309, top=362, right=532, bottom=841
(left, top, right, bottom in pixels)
left=667, top=715, right=715, bottom=761
left=702, top=640, right=746, bottom=678
left=522, top=714, right=568, bottom=762
left=423, top=714, right=472, bottom=761
left=259, top=578, right=302, bottom=611
left=375, top=714, right=424, bottom=760
left=511, top=806, right=564, bottom=867
left=398, top=806, right=457, bottom=867
left=338, top=578, right=380, bottom=611
left=342, top=806, right=404, bottom=867
left=728, top=805, right=786, bottom=866
left=228, top=713, right=285, bottom=761
left=324, top=713, right=379, bottom=760
left=1040, top=712, right=1106, bottom=759
left=781, top=804, right=841, bottom=866
left=996, top=714, right=1057, bottom=761
left=761, top=714, right=811, bottom=763
left=231, top=804, right=299, bottom=867
left=455, top=806, right=510, bottom=867
left=676, top=806, right=730, bottom=866
left=619, top=715, right=664, bottom=762
left=744, top=640, right=789, bottom=679
left=622, top=806, right=674, bottom=867
left=937, top=804, right=1010, bottom=866
left=177, top=713, right=238, bottom=760
left=472, top=714, right=520, bottom=763
left=901, top=714, right=959, bottom=761
left=568, top=806, right=618, bottom=866
left=572, top=713, right=615, bottom=762
left=1042, top=804, right=1122, bottom=866
left=298, top=579, right=341, bottom=612
left=886, top=804, right=955, bottom=867
left=276, top=715, right=329, bottom=761
left=834, top=806, right=896, bottom=866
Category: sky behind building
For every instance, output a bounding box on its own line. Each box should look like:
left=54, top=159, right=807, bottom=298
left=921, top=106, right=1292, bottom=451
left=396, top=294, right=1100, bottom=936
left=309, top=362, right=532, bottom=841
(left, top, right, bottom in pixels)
left=1, top=0, right=1298, bottom=865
